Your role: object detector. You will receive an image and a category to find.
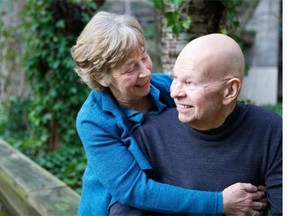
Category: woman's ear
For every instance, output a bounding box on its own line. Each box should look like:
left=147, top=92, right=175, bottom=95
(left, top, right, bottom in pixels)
left=223, top=78, right=241, bottom=105
left=91, top=73, right=110, bottom=87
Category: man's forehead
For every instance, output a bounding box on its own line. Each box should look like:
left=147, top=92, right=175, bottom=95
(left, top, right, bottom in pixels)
left=174, top=56, right=200, bottom=72
left=172, top=66, right=199, bottom=80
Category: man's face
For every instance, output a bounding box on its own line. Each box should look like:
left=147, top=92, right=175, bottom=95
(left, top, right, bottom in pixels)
left=170, top=53, right=228, bottom=130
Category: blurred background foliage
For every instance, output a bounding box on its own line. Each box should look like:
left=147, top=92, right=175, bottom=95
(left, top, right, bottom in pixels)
left=0, top=0, right=105, bottom=194
left=0, top=0, right=282, bottom=195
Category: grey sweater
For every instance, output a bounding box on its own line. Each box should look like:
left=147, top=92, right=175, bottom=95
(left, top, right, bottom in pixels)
left=110, top=104, right=282, bottom=215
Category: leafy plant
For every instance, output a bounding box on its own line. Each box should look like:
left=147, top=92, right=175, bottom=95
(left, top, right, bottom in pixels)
left=220, top=0, right=242, bottom=42
left=0, top=0, right=103, bottom=193
left=21, top=0, right=96, bottom=152
left=149, top=0, right=192, bottom=36
left=149, top=0, right=243, bottom=40
left=263, top=104, right=282, bottom=117
left=34, top=145, right=87, bottom=194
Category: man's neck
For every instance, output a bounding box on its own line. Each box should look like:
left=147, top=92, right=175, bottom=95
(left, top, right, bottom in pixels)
left=189, top=103, right=236, bottom=131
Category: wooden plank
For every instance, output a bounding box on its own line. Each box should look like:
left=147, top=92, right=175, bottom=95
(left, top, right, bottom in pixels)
left=0, top=169, right=40, bottom=216
left=28, top=187, right=79, bottom=216
left=0, top=139, right=80, bottom=216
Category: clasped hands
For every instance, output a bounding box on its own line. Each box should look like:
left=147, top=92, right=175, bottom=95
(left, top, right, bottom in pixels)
left=223, top=183, right=269, bottom=216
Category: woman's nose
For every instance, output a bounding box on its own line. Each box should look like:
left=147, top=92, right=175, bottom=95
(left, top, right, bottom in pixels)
left=139, top=62, right=151, bottom=77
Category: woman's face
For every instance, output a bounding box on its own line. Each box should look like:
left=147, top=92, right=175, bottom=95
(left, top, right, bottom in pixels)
left=108, top=49, right=152, bottom=105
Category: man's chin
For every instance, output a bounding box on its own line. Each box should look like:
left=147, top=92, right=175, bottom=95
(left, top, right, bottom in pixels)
left=178, top=113, right=191, bottom=124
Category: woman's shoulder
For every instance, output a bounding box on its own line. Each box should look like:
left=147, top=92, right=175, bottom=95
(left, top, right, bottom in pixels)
left=77, top=91, right=101, bottom=115
left=151, top=73, right=172, bottom=86
left=76, top=90, right=120, bottom=126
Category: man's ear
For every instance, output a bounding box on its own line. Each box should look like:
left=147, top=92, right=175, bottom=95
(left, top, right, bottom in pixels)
left=222, top=78, right=241, bottom=105
left=91, top=73, right=110, bottom=87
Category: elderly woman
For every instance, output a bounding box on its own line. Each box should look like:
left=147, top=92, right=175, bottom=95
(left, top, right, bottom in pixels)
left=71, top=11, right=265, bottom=216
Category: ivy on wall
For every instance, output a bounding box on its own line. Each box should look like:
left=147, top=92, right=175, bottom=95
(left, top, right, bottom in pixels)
left=149, top=0, right=241, bottom=37
left=21, top=0, right=99, bottom=152
left=149, top=0, right=192, bottom=36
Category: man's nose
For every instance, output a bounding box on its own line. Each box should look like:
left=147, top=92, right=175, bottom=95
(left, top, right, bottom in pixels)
left=170, top=81, right=186, bottom=98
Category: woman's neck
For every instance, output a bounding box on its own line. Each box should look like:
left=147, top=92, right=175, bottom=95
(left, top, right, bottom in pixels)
left=118, top=95, right=154, bottom=114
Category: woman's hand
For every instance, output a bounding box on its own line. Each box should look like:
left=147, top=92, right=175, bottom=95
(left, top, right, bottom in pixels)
left=222, top=183, right=268, bottom=216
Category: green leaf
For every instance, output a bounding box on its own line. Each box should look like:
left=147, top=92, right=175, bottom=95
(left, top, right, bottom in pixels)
left=172, top=23, right=184, bottom=35
left=148, top=0, right=163, bottom=11
left=181, top=17, right=192, bottom=29
left=171, top=0, right=182, bottom=9
left=165, top=11, right=179, bottom=27
left=56, top=20, right=65, bottom=29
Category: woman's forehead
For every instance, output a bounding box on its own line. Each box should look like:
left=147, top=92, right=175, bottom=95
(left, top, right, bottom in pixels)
left=125, top=47, right=145, bottom=61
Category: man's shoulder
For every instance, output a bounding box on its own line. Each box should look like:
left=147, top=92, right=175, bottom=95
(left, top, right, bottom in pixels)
left=133, top=108, right=179, bottom=135
left=241, top=103, right=282, bottom=123
left=133, top=108, right=181, bottom=145
left=145, top=107, right=178, bottom=123
left=237, top=103, right=282, bottom=132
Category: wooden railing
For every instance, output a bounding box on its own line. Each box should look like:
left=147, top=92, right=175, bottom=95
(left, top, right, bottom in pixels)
left=0, top=138, right=80, bottom=216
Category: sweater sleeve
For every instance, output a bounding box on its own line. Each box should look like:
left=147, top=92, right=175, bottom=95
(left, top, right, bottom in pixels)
left=77, top=111, right=222, bottom=215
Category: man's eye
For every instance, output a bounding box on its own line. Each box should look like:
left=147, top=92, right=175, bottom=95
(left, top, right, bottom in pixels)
left=185, top=81, right=198, bottom=89
left=126, top=70, right=134, bottom=74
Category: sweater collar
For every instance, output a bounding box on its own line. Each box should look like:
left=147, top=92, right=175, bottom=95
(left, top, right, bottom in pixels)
left=190, top=103, right=244, bottom=138
left=121, top=84, right=167, bottom=126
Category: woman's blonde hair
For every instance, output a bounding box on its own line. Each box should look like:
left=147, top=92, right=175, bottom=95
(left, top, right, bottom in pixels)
left=71, top=11, right=145, bottom=90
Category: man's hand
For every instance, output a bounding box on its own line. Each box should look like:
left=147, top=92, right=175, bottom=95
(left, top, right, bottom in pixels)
left=222, top=183, right=268, bottom=216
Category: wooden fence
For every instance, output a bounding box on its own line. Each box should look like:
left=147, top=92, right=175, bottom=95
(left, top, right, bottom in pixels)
left=0, top=138, right=80, bottom=216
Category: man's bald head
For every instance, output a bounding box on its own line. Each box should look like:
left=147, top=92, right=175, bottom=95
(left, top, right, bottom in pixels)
left=175, top=33, right=245, bottom=82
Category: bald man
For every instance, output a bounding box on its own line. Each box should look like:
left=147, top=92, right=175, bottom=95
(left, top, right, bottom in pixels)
left=110, top=34, right=282, bottom=216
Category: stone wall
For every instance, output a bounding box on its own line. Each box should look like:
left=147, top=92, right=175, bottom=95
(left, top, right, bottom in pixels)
left=0, top=1, right=30, bottom=103
left=239, top=0, right=281, bottom=105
